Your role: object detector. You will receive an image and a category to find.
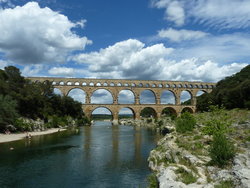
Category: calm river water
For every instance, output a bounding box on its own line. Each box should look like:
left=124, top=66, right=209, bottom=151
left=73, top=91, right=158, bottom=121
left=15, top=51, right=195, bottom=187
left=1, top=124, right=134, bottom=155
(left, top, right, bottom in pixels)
left=0, top=121, right=160, bottom=188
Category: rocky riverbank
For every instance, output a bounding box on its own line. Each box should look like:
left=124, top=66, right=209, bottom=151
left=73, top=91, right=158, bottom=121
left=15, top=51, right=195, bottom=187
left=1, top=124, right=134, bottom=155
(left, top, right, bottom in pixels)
left=147, top=110, right=250, bottom=188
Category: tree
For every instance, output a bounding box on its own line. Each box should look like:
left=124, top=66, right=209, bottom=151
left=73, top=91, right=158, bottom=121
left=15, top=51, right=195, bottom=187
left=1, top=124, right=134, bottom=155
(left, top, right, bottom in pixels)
left=0, top=95, right=19, bottom=131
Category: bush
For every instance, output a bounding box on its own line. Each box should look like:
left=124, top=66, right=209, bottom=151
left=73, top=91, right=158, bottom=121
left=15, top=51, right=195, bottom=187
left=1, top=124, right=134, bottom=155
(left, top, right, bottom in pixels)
left=147, top=173, right=159, bottom=188
left=175, top=167, right=197, bottom=184
left=176, top=112, right=196, bottom=133
left=0, top=95, right=19, bottom=132
left=14, top=118, right=34, bottom=132
left=209, top=132, right=235, bottom=167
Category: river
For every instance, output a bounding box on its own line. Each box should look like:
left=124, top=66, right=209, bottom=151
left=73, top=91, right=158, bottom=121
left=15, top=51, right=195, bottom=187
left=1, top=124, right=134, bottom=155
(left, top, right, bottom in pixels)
left=0, top=121, right=160, bottom=188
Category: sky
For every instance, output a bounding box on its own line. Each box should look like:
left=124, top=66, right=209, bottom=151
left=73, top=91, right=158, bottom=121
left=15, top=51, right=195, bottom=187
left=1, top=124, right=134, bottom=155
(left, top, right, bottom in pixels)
left=0, top=0, right=250, bottom=114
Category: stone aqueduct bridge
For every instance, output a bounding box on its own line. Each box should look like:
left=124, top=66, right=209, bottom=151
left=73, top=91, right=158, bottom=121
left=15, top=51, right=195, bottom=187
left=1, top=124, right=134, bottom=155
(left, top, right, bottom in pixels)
left=28, top=77, right=216, bottom=122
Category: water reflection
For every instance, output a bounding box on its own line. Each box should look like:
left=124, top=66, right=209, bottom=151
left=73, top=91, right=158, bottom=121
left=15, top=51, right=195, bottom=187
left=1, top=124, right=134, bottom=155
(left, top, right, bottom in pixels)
left=0, top=121, right=160, bottom=188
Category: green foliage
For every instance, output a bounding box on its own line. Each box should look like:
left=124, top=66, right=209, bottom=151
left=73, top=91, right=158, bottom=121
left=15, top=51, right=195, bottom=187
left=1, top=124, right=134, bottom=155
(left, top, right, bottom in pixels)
left=197, top=65, right=250, bottom=111
left=147, top=173, right=159, bottom=188
left=0, top=66, right=87, bottom=132
left=14, top=118, right=34, bottom=132
left=76, top=117, right=91, bottom=126
left=0, top=95, right=19, bottom=131
left=209, top=132, right=235, bottom=167
left=141, top=107, right=156, bottom=118
left=176, top=112, right=196, bottom=133
left=175, top=167, right=197, bottom=184
left=214, top=180, right=234, bottom=188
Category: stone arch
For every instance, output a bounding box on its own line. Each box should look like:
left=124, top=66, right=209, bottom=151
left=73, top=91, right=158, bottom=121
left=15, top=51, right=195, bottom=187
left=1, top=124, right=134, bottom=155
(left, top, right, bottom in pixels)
left=161, top=107, right=177, bottom=117
left=124, top=83, right=129, bottom=87
left=110, top=82, right=115, bottom=86
left=89, top=82, right=94, bottom=86
left=166, top=84, right=170, bottom=88
left=91, top=107, right=113, bottom=120
left=196, top=90, right=207, bottom=97
left=67, top=88, right=86, bottom=103
left=96, top=82, right=102, bottom=86
left=74, top=82, right=80, bottom=86
left=158, top=84, right=163, bottom=88
left=160, top=90, right=176, bottom=104
left=131, top=83, right=136, bottom=87
left=66, top=81, right=72, bottom=86
left=117, top=83, right=122, bottom=87
left=139, top=83, right=143, bottom=87
left=118, top=107, right=135, bottom=119
left=91, top=89, right=113, bottom=104
left=145, top=83, right=150, bottom=87
left=180, top=90, right=192, bottom=105
left=59, top=81, right=65, bottom=85
left=140, top=107, right=157, bottom=118
left=52, top=81, right=57, bottom=85
left=53, top=88, right=63, bottom=96
left=82, top=82, right=87, bottom=86
left=140, top=89, right=156, bottom=104
left=181, top=107, right=194, bottom=114
left=118, top=89, right=135, bottom=104
left=152, top=84, right=156, bottom=87
left=103, top=82, right=108, bottom=86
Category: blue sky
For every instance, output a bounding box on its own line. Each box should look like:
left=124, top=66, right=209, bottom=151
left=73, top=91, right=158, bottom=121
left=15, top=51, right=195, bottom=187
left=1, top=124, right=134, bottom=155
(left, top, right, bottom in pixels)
left=0, top=0, right=249, bottom=83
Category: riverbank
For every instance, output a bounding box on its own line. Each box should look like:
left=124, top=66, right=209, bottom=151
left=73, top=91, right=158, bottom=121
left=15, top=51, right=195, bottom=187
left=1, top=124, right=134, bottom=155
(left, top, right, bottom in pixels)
left=0, top=128, right=66, bottom=143
left=147, top=109, right=250, bottom=188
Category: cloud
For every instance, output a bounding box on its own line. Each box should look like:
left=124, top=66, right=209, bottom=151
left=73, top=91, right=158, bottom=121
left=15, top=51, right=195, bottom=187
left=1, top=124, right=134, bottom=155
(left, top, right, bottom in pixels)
left=48, top=67, right=75, bottom=76
left=73, top=39, right=174, bottom=80
left=0, top=2, right=91, bottom=65
left=152, top=0, right=185, bottom=26
left=22, top=64, right=44, bottom=76
left=158, top=28, right=208, bottom=42
left=171, top=33, right=250, bottom=63
left=152, top=0, right=250, bottom=29
left=71, top=39, right=247, bottom=82
left=0, top=60, right=8, bottom=69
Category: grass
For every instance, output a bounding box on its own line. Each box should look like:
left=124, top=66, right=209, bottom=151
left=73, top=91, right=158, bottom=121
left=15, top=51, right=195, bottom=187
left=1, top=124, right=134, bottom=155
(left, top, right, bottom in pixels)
left=214, top=180, right=234, bottom=188
left=175, top=167, right=197, bottom=184
left=147, top=173, right=159, bottom=188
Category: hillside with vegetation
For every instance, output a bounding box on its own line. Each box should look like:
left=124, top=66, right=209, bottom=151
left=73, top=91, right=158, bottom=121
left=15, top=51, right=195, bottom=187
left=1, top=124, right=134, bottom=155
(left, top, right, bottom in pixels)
left=147, top=65, right=250, bottom=188
left=197, top=64, right=250, bottom=112
left=0, top=66, right=89, bottom=133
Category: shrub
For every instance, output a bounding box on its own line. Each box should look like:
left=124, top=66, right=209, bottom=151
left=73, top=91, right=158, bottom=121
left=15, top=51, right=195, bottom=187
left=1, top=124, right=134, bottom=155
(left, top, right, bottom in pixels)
left=14, top=118, right=34, bottom=132
left=0, top=95, right=19, bottom=132
left=147, top=173, right=159, bottom=188
left=175, top=167, right=197, bottom=184
left=176, top=112, right=196, bottom=133
left=209, top=132, right=235, bottom=167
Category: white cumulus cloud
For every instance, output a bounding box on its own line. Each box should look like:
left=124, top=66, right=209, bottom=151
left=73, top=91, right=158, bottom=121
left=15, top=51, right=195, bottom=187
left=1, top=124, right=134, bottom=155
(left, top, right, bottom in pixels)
left=0, top=2, right=91, bottom=65
left=158, top=28, right=208, bottom=42
left=71, top=39, right=247, bottom=82
left=48, top=67, right=75, bottom=77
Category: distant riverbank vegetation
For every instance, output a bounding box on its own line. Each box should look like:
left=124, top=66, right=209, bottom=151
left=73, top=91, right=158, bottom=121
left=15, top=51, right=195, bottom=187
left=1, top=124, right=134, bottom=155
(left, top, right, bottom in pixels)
left=0, top=66, right=90, bottom=133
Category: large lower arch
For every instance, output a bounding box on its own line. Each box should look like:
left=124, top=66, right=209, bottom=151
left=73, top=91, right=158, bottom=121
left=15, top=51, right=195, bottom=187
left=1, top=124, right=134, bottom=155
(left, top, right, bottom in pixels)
left=91, top=107, right=113, bottom=120
left=181, top=107, right=194, bottom=114
left=118, top=107, right=135, bottom=119
left=118, top=90, right=135, bottom=104
left=140, top=90, right=156, bottom=104
left=180, top=90, right=192, bottom=105
left=91, top=89, right=113, bottom=104
left=140, top=107, right=157, bottom=118
left=161, top=90, right=176, bottom=104
left=161, top=107, right=177, bottom=118
left=67, top=88, right=86, bottom=104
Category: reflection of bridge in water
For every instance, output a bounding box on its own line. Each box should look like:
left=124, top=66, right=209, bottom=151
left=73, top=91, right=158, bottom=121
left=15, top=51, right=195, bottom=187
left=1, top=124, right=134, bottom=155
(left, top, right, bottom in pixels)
left=28, top=77, right=216, bottom=123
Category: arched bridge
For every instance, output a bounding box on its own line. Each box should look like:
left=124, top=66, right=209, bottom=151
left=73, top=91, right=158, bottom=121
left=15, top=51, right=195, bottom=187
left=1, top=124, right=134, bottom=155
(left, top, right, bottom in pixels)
left=27, top=77, right=216, bottom=123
